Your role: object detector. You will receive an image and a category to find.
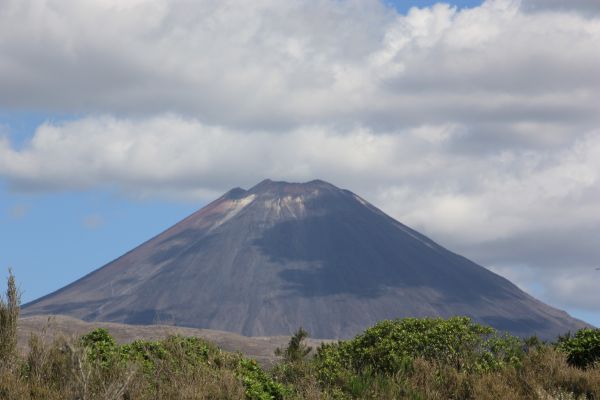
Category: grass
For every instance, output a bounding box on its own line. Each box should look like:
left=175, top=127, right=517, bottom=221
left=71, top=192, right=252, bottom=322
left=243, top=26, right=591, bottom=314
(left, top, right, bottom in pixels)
left=1, top=272, right=599, bottom=399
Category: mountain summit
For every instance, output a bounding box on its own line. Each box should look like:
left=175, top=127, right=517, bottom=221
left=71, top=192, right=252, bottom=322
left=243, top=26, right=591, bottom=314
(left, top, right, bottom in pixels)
left=23, top=179, right=586, bottom=338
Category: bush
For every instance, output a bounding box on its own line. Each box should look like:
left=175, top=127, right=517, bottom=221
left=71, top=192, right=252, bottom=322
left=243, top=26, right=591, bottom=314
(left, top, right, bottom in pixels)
left=80, top=330, right=288, bottom=399
left=238, top=358, right=289, bottom=400
left=558, top=328, right=600, bottom=369
left=2, top=272, right=599, bottom=399
left=316, top=317, right=523, bottom=380
left=80, top=328, right=120, bottom=370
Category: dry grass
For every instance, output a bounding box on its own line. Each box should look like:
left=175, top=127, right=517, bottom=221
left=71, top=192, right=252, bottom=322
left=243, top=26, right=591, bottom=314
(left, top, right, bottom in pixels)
left=3, top=327, right=600, bottom=399
left=397, top=348, right=600, bottom=400
left=3, top=272, right=599, bottom=399
left=1, top=332, right=250, bottom=399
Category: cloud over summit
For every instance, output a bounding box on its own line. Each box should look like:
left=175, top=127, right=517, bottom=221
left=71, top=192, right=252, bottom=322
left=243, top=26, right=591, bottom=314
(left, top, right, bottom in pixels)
left=1, top=0, right=600, bottom=315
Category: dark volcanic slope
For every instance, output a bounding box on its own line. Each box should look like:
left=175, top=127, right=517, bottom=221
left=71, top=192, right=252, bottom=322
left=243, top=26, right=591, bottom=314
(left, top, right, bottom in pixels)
left=23, top=179, right=587, bottom=339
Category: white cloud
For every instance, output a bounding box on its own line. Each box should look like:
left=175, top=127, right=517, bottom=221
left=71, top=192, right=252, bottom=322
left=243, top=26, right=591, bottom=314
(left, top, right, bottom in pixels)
left=0, top=115, right=437, bottom=196
left=0, top=0, right=598, bottom=138
left=544, top=271, right=600, bottom=310
left=490, top=265, right=600, bottom=311
left=2, top=115, right=599, bottom=243
left=1, top=0, right=600, bottom=316
left=522, top=0, right=600, bottom=15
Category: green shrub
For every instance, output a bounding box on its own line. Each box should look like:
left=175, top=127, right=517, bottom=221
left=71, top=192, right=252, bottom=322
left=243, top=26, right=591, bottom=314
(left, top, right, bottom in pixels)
left=237, top=358, right=290, bottom=400
left=4, top=271, right=598, bottom=400
left=316, top=316, right=523, bottom=382
left=477, top=333, right=524, bottom=372
left=78, top=329, right=287, bottom=399
left=119, top=335, right=214, bottom=375
left=80, top=328, right=120, bottom=370
left=557, top=328, right=600, bottom=369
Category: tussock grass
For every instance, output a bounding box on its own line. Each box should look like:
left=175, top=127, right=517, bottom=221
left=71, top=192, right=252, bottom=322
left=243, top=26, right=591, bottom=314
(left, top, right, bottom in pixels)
left=2, top=272, right=599, bottom=399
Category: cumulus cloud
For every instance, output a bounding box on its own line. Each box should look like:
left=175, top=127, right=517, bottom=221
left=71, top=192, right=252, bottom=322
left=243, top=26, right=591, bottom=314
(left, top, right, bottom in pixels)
left=522, top=0, right=600, bottom=15
left=1, top=0, right=600, bottom=315
left=1, top=116, right=600, bottom=315
left=490, top=264, right=600, bottom=311
left=0, top=0, right=599, bottom=138
left=0, top=115, right=457, bottom=197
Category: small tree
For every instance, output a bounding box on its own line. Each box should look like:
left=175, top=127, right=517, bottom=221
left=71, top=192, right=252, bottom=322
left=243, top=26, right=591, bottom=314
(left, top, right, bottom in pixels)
left=0, top=269, right=20, bottom=364
left=275, top=327, right=312, bottom=363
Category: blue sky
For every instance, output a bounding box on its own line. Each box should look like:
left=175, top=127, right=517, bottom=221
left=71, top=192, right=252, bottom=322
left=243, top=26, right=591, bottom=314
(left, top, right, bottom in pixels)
left=0, top=183, right=196, bottom=301
left=1, top=0, right=600, bottom=328
left=386, top=0, right=483, bottom=12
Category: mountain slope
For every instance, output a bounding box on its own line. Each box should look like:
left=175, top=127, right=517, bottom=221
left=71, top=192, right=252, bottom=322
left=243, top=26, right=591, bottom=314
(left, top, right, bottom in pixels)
left=23, top=179, right=587, bottom=339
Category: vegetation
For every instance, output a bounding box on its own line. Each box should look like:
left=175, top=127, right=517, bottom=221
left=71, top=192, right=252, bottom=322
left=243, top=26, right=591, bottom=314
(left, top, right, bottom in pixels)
left=275, top=328, right=312, bottom=363
left=0, top=269, right=19, bottom=367
left=558, top=329, right=600, bottom=369
left=1, top=273, right=599, bottom=399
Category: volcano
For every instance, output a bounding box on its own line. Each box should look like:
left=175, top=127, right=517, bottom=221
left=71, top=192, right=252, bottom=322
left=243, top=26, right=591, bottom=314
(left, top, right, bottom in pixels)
left=23, top=179, right=586, bottom=339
